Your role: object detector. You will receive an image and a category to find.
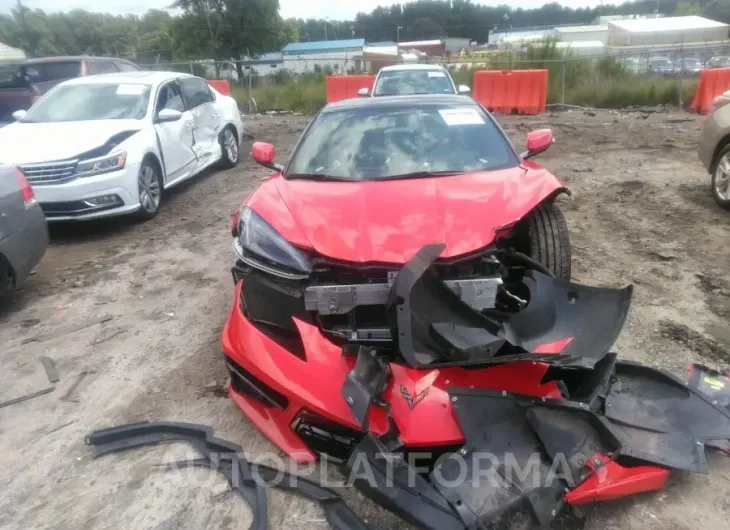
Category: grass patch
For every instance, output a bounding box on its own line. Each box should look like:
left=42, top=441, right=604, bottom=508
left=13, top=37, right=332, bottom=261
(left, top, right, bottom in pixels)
left=231, top=73, right=325, bottom=114
left=230, top=41, right=701, bottom=113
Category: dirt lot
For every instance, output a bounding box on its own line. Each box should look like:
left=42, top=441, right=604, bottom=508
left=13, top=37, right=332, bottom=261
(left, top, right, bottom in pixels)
left=2, top=108, right=730, bottom=530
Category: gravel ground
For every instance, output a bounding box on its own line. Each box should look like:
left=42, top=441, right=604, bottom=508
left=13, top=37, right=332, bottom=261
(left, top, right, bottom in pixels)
left=1, top=108, right=730, bottom=530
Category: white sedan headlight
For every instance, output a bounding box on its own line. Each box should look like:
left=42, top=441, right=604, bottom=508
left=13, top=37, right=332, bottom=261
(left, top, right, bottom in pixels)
left=75, top=151, right=127, bottom=176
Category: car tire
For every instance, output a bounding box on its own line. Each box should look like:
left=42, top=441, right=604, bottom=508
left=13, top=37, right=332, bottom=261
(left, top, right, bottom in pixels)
left=218, top=126, right=239, bottom=169
left=0, top=255, right=15, bottom=299
left=711, top=146, right=730, bottom=210
left=134, top=159, right=163, bottom=221
left=525, top=202, right=572, bottom=280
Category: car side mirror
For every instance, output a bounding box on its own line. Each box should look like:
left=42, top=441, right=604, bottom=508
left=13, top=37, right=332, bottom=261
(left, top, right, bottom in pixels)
left=458, top=85, right=471, bottom=94
left=357, top=87, right=370, bottom=97
left=157, top=108, right=183, bottom=123
left=12, top=110, right=27, bottom=121
left=252, top=142, right=282, bottom=171
left=521, top=129, right=554, bottom=160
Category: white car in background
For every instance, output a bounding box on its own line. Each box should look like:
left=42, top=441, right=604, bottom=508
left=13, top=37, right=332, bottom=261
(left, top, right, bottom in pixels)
left=0, top=71, right=244, bottom=221
left=358, top=64, right=471, bottom=97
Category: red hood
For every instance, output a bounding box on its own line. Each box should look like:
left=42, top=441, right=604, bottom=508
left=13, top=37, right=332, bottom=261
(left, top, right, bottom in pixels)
left=246, top=165, right=566, bottom=264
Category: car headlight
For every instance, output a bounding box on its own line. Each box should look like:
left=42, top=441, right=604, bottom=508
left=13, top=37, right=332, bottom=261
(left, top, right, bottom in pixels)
left=75, top=151, right=127, bottom=176
left=233, top=206, right=311, bottom=280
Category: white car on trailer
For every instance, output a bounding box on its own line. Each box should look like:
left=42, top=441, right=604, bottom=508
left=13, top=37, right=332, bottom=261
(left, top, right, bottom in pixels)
left=0, top=71, right=244, bottom=221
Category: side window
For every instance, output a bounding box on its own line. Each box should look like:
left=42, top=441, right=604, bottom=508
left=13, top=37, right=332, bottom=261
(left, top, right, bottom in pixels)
left=155, top=82, right=185, bottom=114
left=88, top=61, right=119, bottom=75
left=179, top=77, right=214, bottom=110
left=116, top=61, right=140, bottom=72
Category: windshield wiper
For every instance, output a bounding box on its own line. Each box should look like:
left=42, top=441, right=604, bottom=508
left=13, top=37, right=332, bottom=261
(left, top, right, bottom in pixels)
left=380, top=170, right=467, bottom=181
left=285, top=173, right=351, bottom=181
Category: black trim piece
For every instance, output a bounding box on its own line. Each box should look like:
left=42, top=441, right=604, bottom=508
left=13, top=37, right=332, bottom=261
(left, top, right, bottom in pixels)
left=341, top=346, right=390, bottom=430
left=40, top=197, right=124, bottom=217
left=225, top=356, right=289, bottom=410
left=238, top=268, right=311, bottom=332
left=85, top=421, right=267, bottom=530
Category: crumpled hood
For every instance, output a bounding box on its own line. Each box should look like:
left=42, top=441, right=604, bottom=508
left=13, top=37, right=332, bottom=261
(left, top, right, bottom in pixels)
left=247, top=167, right=566, bottom=264
left=0, top=120, right=142, bottom=164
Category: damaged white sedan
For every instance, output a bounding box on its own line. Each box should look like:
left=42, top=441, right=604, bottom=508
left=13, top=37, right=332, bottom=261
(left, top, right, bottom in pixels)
left=0, top=71, right=244, bottom=221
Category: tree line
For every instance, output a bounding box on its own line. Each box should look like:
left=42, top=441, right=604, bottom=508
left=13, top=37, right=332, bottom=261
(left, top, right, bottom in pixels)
left=1, top=0, right=728, bottom=64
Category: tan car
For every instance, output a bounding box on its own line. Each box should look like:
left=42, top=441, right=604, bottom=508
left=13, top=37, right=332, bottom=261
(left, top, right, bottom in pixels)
left=699, top=90, right=730, bottom=209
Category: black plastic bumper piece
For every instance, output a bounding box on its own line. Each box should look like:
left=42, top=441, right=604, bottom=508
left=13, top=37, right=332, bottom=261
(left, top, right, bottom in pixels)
left=388, top=244, right=633, bottom=368
left=602, top=361, right=730, bottom=472
left=388, top=243, right=503, bottom=367
left=344, top=434, right=464, bottom=530
left=85, top=421, right=267, bottom=530
left=439, top=389, right=573, bottom=528
left=505, top=271, right=633, bottom=364
left=688, top=364, right=730, bottom=452
left=161, top=456, right=371, bottom=530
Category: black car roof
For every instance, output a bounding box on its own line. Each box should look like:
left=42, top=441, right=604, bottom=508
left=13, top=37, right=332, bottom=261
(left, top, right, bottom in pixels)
left=322, top=94, right=479, bottom=113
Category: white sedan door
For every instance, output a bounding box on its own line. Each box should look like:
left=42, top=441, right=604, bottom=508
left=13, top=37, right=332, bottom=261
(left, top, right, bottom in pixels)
left=178, top=77, right=222, bottom=162
left=153, top=81, right=197, bottom=184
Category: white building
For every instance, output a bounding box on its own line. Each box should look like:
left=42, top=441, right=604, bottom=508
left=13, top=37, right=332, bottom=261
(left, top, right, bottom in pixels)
left=0, top=42, right=25, bottom=64
left=554, top=25, right=610, bottom=45
left=608, top=16, right=730, bottom=46
left=281, top=39, right=365, bottom=74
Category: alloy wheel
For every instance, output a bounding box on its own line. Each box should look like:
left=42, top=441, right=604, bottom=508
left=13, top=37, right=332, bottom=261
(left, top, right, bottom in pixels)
left=224, top=128, right=239, bottom=163
left=139, top=165, right=161, bottom=213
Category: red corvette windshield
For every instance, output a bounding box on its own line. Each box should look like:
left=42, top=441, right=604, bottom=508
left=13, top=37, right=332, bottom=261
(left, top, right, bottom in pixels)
left=285, top=104, right=519, bottom=181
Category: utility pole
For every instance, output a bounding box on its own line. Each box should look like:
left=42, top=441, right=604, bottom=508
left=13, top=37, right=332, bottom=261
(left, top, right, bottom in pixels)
left=325, top=18, right=328, bottom=41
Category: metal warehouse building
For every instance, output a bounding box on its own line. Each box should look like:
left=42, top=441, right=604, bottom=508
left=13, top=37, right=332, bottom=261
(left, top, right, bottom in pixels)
left=282, top=39, right=365, bottom=74
left=608, top=16, right=730, bottom=46
left=554, top=25, right=610, bottom=45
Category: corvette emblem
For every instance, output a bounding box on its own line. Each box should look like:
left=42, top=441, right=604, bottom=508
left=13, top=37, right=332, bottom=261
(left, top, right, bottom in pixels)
left=400, top=385, right=429, bottom=410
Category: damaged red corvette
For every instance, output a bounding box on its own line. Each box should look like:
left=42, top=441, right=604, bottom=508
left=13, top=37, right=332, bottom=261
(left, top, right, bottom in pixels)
left=222, top=95, right=730, bottom=529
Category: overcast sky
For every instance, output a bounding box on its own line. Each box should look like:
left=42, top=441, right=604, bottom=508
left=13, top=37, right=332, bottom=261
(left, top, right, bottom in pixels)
left=1, top=1, right=606, bottom=21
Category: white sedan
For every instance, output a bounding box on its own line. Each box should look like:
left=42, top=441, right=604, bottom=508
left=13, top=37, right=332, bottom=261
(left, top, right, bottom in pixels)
left=0, top=71, right=244, bottom=221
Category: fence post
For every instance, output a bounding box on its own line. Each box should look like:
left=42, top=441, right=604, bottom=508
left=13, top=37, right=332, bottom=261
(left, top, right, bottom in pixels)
left=678, top=40, right=684, bottom=108
left=561, top=56, right=566, bottom=106
left=189, top=62, right=194, bottom=74
left=248, top=66, right=253, bottom=114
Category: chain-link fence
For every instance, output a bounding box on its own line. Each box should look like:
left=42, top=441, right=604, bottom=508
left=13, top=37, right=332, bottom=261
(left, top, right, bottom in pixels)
left=139, top=40, right=730, bottom=113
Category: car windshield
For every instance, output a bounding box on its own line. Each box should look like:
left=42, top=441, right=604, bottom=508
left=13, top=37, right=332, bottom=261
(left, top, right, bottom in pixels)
left=21, top=83, right=151, bottom=122
left=651, top=59, right=672, bottom=67
left=286, top=104, right=519, bottom=181
left=374, top=70, right=454, bottom=96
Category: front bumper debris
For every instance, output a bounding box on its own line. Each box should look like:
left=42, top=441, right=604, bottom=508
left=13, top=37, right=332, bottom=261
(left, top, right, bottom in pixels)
left=86, top=421, right=267, bottom=530
left=85, top=421, right=371, bottom=530
left=220, top=242, right=730, bottom=529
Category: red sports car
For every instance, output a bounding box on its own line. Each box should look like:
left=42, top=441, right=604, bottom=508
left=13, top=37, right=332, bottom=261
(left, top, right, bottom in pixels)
left=221, top=95, right=730, bottom=529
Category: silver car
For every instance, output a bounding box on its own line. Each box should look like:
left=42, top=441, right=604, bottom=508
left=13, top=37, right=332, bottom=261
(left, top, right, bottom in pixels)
left=0, top=164, right=48, bottom=297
